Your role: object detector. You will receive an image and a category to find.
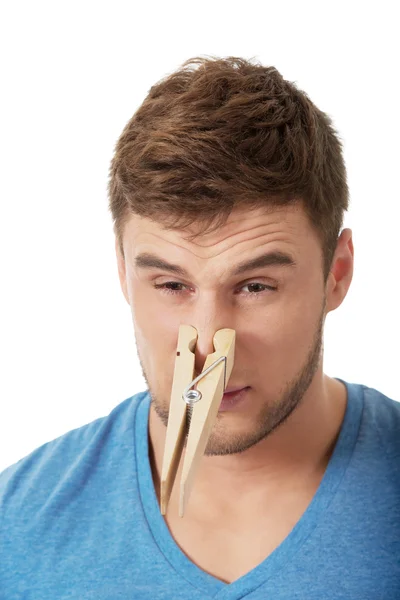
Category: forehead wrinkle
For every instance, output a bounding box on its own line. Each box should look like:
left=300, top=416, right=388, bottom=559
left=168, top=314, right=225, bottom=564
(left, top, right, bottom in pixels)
left=184, top=222, right=282, bottom=249
left=137, top=231, right=210, bottom=260
left=208, top=230, right=295, bottom=258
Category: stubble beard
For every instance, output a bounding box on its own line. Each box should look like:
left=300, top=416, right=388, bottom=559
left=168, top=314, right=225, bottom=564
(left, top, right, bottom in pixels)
left=138, top=305, right=325, bottom=457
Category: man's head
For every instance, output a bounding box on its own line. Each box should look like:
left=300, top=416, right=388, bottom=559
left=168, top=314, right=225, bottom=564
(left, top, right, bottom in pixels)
left=109, top=56, right=349, bottom=281
left=108, top=57, right=353, bottom=455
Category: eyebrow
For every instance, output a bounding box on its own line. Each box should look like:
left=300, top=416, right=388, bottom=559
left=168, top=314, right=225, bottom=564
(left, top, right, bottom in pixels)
left=134, top=251, right=296, bottom=277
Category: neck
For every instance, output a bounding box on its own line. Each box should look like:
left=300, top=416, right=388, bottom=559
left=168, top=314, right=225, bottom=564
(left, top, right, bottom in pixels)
left=148, top=371, right=347, bottom=519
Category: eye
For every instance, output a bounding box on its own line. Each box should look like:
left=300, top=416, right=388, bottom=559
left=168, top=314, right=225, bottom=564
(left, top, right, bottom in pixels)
left=238, top=282, right=277, bottom=296
left=153, top=282, right=188, bottom=295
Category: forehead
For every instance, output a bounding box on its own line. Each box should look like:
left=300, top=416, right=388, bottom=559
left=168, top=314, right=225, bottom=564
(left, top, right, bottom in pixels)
left=122, top=203, right=319, bottom=260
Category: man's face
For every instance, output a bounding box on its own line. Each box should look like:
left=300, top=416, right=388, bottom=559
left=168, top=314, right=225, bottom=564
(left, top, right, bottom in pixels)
left=117, top=203, right=337, bottom=455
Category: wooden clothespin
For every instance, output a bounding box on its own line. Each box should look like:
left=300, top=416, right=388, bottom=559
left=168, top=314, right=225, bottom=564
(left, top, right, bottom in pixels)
left=160, top=324, right=235, bottom=517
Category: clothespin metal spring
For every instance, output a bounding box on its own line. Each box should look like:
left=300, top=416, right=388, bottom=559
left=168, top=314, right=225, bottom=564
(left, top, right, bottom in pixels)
left=182, top=356, right=227, bottom=404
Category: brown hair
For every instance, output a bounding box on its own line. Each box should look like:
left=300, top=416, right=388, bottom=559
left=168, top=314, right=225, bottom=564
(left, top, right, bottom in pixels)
left=108, top=56, right=349, bottom=280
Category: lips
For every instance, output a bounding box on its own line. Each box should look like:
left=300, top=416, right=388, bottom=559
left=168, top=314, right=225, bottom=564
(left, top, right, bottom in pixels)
left=219, top=386, right=250, bottom=411
left=224, top=386, right=248, bottom=394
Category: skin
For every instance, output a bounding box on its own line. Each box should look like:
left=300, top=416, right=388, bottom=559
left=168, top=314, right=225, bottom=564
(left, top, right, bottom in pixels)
left=116, top=201, right=354, bottom=582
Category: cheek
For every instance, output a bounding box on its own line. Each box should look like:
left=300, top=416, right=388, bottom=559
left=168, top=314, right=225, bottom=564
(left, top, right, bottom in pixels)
left=240, top=293, right=323, bottom=376
left=131, top=283, right=182, bottom=341
left=249, top=290, right=321, bottom=340
left=129, top=283, right=182, bottom=391
left=280, top=294, right=323, bottom=344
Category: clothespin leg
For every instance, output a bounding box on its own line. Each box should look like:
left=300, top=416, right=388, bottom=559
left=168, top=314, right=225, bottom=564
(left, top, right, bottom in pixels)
left=160, top=325, right=198, bottom=515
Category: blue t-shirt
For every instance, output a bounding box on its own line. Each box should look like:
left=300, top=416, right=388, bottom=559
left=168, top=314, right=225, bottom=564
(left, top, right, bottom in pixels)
left=1, top=381, right=399, bottom=599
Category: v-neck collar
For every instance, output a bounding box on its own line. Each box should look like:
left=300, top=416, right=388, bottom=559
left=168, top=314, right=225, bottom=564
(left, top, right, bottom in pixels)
left=135, top=380, right=363, bottom=599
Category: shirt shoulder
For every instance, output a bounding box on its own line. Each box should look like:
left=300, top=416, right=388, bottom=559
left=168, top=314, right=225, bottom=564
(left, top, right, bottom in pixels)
left=0, top=391, right=148, bottom=520
left=359, top=383, right=400, bottom=434
left=350, top=382, right=400, bottom=466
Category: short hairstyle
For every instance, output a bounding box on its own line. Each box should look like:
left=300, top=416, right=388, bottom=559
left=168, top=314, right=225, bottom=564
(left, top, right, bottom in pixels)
left=108, top=56, right=349, bottom=280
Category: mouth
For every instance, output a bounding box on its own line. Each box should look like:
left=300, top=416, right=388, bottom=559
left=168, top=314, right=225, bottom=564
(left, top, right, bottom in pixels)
left=219, top=386, right=251, bottom=411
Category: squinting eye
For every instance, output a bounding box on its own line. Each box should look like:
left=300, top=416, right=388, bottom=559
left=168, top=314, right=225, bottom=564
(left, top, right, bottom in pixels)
left=154, top=282, right=188, bottom=295
left=239, top=283, right=277, bottom=295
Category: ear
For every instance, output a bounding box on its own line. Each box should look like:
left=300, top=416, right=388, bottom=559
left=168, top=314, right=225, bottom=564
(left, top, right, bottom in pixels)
left=325, top=228, right=354, bottom=313
left=115, top=238, right=130, bottom=305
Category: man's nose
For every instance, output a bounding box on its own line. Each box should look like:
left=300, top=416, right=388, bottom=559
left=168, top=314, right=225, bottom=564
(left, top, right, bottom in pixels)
left=191, top=305, right=232, bottom=375
left=193, top=331, right=216, bottom=376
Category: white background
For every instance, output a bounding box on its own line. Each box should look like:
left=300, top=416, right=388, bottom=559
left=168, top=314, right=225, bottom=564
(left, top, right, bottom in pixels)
left=0, top=1, right=399, bottom=472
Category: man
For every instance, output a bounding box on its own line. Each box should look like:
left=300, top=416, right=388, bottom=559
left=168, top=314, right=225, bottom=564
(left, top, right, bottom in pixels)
left=1, top=57, right=399, bottom=599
